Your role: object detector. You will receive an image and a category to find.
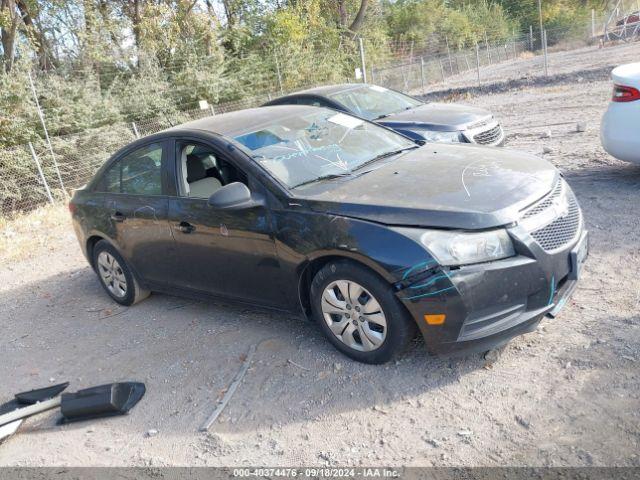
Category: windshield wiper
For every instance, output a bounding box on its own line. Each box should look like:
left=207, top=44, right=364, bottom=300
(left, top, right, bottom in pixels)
left=374, top=106, right=414, bottom=120
left=351, top=146, right=419, bottom=172
left=291, top=172, right=352, bottom=189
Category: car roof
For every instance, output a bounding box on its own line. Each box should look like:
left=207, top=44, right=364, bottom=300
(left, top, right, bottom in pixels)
left=280, top=83, right=367, bottom=98
left=166, top=105, right=328, bottom=137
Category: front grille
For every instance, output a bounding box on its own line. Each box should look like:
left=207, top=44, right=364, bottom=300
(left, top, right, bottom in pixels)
left=529, top=188, right=581, bottom=251
left=522, top=178, right=563, bottom=219
left=473, top=125, right=503, bottom=145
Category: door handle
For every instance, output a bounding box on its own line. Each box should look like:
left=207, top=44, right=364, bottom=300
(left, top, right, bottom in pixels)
left=177, top=221, right=195, bottom=234
left=110, top=212, right=126, bottom=222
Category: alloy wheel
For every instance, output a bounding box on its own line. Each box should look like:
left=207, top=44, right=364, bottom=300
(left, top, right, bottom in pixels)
left=321, top=280, right=387, bottom=352
left=97, top=251, right=128, bottom=298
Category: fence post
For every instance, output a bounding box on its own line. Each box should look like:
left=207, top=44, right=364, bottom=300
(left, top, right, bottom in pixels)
left=543, top=29, right=549, bottom=76
left=209, top=105, right=215, bottom=116
left=484, top=32, right=491, bottom=64
left=529, top=25, right=534, bottom=50
left=475, top=42, right=481, bottom=87
left=371, top=66, right=376, bottom=84
left=358, top=37, right=367, bottom=84
left=28, top=142, right=54, bottom=205
left=445, top=36, right=453, bottom=75
left=591, top=9, right=596, bottom=37
left=131, top=122, right=140, bottom=139
left=419, top=57, right=425, bottom=94
left=464, top=50, right=470, bottom=71
left=28, top=71, right=66, bottom=194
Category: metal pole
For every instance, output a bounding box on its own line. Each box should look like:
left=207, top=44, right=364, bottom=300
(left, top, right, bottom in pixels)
left=28, top=142, right=54, bottom=205
left=591, top=9, right=596, bottom=37
left=274, top=53, right=284, bottom=95
left=537, top=0, right=544, bottom=50
left=371, top=67, right=376, bottom=84
left=529, top=25, right=534, bottom=50
left=28, top=71, right=65, bottom=194
left=475, top=42, right=481, bottom=87
left=543, top=29, right=549, bottom=76
left=484, top=31, right=491, bottom=63
left=419, top=57, right=425, bottom=94
left=445, top=36, right=453, bottom=75
left=358, top=37, right=367, bottom=84
left=464, top=50, right=470, bottom=70
left=209, top=105, right=215, bottom=116
left=131, top=122, right=140, bottom=139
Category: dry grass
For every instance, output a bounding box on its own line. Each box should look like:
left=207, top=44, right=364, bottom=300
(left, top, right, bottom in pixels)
left=0, top=204, right=72, bottom=264
left=518, top=51, right=535, bottom=60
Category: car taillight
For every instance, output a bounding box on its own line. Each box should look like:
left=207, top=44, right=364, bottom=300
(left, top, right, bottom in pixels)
left=612, top=84, right=640, bottom=102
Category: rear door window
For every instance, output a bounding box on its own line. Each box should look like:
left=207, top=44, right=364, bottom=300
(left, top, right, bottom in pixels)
left=100, top=143, right=164, bottom=195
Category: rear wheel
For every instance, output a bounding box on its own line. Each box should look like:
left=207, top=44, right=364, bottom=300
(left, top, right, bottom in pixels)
left=310, top=260, right=416, bottom=364
left=93, top=240, right=150, bottom=306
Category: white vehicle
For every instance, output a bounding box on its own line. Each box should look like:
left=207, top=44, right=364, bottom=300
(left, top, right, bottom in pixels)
left=601, top=62, right=640, bottom=164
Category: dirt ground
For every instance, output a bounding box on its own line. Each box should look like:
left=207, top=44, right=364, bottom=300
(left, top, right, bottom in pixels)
left=0, top=42, right=639, bottom=467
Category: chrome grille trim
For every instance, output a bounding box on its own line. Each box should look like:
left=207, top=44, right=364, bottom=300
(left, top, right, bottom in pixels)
left=521, top=179, right=583, bottom=252
left=473, top=125, right=503, bottom=145
left=522, top=178, right=563, bottom=219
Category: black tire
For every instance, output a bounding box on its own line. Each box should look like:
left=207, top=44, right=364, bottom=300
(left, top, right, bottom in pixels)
left=310, top=260, right=417, bottom=364
left=92, top=240, right=150, bottom=306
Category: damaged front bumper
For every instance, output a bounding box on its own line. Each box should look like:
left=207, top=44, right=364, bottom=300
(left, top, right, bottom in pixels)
left=396, top=229, right=588, bottom=356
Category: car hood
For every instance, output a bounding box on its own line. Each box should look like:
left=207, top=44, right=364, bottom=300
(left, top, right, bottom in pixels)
left=296, top=144, right=558, bottom=229
left=376, top=102, right=493, bottom=131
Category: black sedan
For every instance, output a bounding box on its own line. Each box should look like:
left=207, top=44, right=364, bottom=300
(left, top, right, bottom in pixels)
left=70, top=105, right=587, bottom=364
left=263, top=83, right=505, bottom=146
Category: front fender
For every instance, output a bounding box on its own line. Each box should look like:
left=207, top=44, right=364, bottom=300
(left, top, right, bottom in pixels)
left=273, top=210, right=439, bottom=306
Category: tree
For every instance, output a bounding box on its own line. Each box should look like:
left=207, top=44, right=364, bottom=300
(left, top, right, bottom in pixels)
left=1, top=0, right=19, bottom=72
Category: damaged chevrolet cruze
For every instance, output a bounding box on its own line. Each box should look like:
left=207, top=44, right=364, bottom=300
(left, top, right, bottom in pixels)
left=70, top=105, right=588, bottom=364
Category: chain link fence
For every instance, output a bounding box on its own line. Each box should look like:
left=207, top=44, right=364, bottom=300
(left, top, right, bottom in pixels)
left=0, top=15, right=634, bottom=219
left=371, top=35, right=532, bottom=94
left=369, top=13, right=615, bottom=96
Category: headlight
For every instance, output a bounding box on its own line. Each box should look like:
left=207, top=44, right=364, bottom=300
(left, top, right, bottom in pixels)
left=418, top=229, right=515, bottom=266
left=418, top=130, right=463, bottom=143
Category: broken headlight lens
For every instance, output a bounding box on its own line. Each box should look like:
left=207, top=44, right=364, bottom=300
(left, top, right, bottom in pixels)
left=418, top=229, right=515, bottom=266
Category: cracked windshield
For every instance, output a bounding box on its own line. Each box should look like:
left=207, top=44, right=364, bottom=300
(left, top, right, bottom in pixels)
left=234, top=109, right=415, bottom=188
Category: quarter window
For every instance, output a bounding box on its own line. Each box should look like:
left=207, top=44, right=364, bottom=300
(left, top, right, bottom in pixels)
left=101, top=143, right=164, bottom=195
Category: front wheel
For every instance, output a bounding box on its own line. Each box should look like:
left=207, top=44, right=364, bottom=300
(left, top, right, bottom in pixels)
left=310, top=260, right=416, bottom=364
left=93, top=240, right=150, bottom=306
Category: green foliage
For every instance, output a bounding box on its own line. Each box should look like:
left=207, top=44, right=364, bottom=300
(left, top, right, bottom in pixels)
left=0, top=0, right=603, bottom=149
left=0, top=62, right=39, bottom=146
left=385, top=0, right=517, bottom=48
left=35, top=74, right=122, bottom=136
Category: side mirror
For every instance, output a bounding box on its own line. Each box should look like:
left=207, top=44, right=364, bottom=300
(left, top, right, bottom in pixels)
left=207, top=182, right=264, bottom=210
